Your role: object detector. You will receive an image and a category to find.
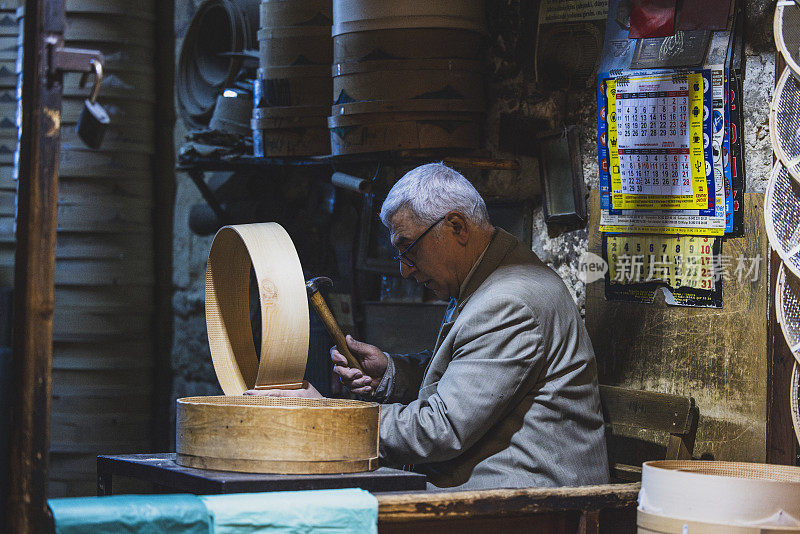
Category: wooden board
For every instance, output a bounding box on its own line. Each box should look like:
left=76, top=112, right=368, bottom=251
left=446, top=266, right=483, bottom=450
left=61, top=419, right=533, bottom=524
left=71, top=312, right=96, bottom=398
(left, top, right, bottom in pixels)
left=333, top=28, right=483, bottom=63
left=257, top=66, right=330, bottom=107
left=62, top=71, right=154, bottom=102
left=97, top=454, right=427, bottom=495
left=332, top=58, right=484, bottom=104
left=329, top=113, right=480, bottom=155
left=331, top=0, right=485, bottom=36
left=54, top=258, right=155, bottom=287
left=259, top=0, right=331, bottom=29
left=586, top=191, right=769, bottom=462
left=64, top=14, right=155, bottom=48
left=258, top=27, right=332, bottom=67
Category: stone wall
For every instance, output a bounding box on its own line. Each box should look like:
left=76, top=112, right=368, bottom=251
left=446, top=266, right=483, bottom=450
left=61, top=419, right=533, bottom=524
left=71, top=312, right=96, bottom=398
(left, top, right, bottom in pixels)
left=170, top=0, right=777, bottom=410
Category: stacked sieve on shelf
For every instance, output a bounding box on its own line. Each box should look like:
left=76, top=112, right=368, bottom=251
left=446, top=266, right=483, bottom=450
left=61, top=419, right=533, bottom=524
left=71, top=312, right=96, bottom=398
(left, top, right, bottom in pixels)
left=765, top=0, right=800, bottom=447
left=55, top=0, right=158, bottom=497
left=0, top=6, right=19, bottom=288
left=252, top=0, right=332, bottom=156
left=328, top=0, right=486, bottom=155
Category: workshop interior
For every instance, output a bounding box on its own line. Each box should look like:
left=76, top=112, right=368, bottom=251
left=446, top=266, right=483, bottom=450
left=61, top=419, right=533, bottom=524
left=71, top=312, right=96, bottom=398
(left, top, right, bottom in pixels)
left=1, top=0, right=799, bottom=532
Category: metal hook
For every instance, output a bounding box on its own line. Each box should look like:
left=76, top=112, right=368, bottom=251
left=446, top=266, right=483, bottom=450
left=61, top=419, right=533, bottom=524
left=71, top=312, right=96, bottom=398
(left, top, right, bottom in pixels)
left=78, top=59, right=103, bottom=104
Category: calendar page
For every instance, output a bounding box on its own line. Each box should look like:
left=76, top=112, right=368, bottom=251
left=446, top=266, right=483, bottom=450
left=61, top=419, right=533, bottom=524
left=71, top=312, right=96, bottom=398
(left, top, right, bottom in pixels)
left=602, top=234, right=723, bottom=308
left=607, top=73, right=708, bottom=210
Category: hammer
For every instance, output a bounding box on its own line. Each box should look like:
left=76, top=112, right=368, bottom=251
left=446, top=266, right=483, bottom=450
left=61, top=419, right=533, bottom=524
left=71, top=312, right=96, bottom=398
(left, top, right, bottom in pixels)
left=306, top=277, right=365, bottom=374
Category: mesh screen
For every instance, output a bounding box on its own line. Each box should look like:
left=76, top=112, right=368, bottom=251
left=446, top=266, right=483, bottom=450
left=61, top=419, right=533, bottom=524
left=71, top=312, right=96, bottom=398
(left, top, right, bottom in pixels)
left=772, top=68, right=800, bottom=182
left=766, top=165, right=800, bottom=277
left=178, top=395, right=377, bottom=409
left=778, top=264, right=800, bottom=358
left=777, top=3, right=800, bottom=78
left=648, top=460, right=800, bottom=483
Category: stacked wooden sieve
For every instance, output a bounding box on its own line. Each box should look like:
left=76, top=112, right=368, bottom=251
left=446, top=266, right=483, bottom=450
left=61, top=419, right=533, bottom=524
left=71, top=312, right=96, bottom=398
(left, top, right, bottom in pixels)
left=53, top=0, right=158, bottom=497
left=0, top=6, right=18, bottom=288
left=328, top=0, right=487, bottom=155
left=764, top=1, right=800, bottom=447
left=252, top=0, right=332, bottom=156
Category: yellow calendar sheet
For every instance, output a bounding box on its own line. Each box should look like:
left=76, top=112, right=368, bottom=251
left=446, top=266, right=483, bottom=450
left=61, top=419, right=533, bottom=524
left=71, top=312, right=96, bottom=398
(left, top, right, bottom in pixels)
left=607, top=73, right=708, bottom=210
left=606, top=235, right=715, bottom=290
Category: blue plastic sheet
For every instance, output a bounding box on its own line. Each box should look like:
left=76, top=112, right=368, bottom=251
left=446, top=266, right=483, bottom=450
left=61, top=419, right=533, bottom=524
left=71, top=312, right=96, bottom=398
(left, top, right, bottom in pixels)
left=200, top=488, right=378, bottom=534
left=48, top=494, right=211, bottom=534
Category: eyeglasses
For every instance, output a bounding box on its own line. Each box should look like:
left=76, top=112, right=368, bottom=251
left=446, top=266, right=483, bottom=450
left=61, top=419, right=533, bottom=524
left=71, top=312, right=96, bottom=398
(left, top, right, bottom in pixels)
left=392, top=216, right=445, bottom=268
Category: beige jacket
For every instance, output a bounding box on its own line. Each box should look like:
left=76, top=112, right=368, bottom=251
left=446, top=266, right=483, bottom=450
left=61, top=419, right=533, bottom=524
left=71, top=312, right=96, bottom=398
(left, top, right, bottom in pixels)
left=375, top=229, right=610, bottom=489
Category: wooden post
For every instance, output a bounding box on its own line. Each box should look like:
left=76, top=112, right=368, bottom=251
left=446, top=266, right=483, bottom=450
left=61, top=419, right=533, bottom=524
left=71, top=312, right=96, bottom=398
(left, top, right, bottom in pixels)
left=5, top=0, right=65, bottom=531
left=151, top=0, right=176, bottom=453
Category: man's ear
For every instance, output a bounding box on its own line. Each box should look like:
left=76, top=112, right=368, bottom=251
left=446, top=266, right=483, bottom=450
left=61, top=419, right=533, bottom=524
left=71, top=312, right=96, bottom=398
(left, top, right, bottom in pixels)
left=444, top=211, right=470, bottom=244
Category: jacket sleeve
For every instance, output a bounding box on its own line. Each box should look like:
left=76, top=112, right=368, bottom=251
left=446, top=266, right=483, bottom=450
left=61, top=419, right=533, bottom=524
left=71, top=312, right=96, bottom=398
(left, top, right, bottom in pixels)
left=378, top=293, right=547, bottom=464
left=373, top=350, right=432, bottom=404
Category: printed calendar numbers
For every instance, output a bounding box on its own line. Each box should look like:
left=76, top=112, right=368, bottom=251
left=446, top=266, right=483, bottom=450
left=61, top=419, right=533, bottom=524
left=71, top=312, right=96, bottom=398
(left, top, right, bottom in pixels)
left=607, top=73, right=708, bottom=210
left=606, top=235, right=715, bottom=290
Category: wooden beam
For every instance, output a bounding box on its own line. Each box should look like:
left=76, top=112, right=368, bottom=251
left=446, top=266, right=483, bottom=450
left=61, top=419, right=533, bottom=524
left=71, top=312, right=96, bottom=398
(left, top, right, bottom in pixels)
left=6, top=0, right=65, bottom=531
left=376, top=483, right=640, bottom=524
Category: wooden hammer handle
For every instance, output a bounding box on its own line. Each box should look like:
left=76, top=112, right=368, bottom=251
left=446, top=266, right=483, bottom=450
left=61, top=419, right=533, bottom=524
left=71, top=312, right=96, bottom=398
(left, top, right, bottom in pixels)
left=308, top=291, right=365, bottom=373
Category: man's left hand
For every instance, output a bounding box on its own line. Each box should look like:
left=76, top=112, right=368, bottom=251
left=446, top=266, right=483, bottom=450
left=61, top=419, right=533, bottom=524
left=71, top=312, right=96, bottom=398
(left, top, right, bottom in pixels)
left=244, top=380, right=323, bottom=399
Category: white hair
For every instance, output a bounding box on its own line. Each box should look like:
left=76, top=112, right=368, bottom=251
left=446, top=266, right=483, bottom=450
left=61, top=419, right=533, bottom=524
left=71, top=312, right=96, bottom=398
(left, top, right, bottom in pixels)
left=379, top=163, right=491, bottom=229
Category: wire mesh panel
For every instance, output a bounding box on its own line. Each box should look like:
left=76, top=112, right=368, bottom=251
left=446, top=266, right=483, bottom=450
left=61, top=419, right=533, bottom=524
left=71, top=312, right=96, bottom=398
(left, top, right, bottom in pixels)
left=765, top=164, right=800, bottom=278
left=775, top=1, right=800, bottom=80
left=770, top=68, right=800, bottom=184
left=777, top=263, right=800, bottom=362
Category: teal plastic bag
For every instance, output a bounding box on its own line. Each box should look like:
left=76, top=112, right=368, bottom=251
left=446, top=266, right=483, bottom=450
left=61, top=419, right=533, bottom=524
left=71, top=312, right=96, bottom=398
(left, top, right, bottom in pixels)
left=200, top=488, right=378, bottom=534
left=48, top=493, right=211, bottom=534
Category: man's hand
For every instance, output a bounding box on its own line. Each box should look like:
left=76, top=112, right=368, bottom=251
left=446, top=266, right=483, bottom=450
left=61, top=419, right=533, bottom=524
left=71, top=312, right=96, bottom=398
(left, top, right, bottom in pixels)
left=332, top=335, right=388, bottom=396
left=244, top=380, right=322, bottom=398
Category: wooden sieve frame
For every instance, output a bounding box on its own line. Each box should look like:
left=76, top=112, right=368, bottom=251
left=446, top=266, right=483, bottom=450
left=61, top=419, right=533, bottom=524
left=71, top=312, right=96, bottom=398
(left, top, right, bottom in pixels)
left=205, top=223, right=309, bottom=394
left=792, top=362, right=800, bottom=450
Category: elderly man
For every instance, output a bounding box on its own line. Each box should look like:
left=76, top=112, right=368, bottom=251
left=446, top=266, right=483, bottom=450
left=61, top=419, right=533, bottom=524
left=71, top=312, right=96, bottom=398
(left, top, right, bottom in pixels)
left=249, top=163, right=609, bottom=490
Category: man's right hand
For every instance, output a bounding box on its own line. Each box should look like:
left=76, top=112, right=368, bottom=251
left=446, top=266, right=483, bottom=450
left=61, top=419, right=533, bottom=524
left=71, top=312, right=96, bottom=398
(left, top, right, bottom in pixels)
left=331, top=335, right=388, bottom=396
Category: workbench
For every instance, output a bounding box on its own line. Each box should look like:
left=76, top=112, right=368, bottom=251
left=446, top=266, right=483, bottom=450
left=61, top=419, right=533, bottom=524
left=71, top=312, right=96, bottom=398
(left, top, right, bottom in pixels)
left=96, top=454, right=426, bottom=496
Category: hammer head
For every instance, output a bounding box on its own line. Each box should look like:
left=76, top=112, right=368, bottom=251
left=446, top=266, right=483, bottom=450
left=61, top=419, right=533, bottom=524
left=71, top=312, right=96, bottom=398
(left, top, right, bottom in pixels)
left=306, top=276, right=333, bottom=295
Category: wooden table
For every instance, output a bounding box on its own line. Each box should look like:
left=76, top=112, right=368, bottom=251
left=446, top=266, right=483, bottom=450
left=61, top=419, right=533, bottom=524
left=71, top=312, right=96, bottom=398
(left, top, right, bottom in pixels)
left=96, top=453, right=426, bottom=496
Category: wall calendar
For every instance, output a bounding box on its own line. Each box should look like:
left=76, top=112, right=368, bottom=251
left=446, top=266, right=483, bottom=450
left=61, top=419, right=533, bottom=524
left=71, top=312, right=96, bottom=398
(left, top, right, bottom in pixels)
left=607, top=73, right=708, bottom=210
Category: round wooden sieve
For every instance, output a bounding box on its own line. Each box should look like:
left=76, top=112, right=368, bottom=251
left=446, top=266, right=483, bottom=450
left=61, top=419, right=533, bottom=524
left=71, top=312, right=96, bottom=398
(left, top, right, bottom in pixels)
left=792, top=362, right=800, bottom=450
left=775, top=2, right=800, bottom=81
left=764, top=164, right=800, bottom=280
left=777, top=263, right=800, bottom=365
left=638, top=460, right=800, bottom=531
left=205, top=223, right=309, bottom=394
left=770, top=68, right=800, bottom=185
left=180, top=223, right=380, bottom=475
left=176, top=396, right=380, bottom=474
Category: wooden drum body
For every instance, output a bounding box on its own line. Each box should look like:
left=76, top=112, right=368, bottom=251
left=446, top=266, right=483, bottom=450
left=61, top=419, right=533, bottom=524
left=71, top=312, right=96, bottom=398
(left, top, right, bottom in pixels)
left=175, top=223, right=380, bottom=474
left=177, top=396, right=380, bottom=474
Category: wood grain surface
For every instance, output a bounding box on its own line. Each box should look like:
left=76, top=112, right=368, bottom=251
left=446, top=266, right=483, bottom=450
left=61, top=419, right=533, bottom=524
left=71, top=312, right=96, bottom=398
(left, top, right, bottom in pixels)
left=206, top=223, right=309, bottom=393
left=176, top=396, right=380, bottom=474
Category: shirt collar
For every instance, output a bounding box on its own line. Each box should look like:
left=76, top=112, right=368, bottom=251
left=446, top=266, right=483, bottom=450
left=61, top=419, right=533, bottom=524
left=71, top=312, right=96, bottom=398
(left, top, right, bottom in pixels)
left=457, top=231, right=495, bottom=301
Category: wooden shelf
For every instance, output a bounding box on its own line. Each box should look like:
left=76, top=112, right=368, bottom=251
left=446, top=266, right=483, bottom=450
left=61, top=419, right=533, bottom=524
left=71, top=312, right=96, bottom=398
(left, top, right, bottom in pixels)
left=176, top=150, right=520, bottom=172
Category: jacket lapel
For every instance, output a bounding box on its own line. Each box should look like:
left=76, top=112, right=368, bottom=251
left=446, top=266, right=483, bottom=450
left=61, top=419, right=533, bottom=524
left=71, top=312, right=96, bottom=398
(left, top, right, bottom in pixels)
left=455, top=229, right=518, bottom=314
left=426, top=230, right=518, bottom=363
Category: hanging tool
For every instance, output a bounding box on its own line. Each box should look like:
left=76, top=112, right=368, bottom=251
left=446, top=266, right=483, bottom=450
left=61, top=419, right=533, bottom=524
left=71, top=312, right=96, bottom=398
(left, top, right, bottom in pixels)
left=305, top=276, right=365, bottom=374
